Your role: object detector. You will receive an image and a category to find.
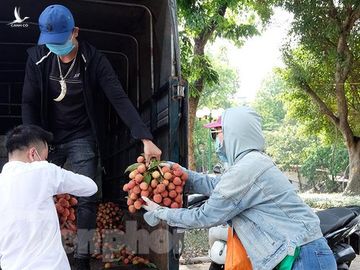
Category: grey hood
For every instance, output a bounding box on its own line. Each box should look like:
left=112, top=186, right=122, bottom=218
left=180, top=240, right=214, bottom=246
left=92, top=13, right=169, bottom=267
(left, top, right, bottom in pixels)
left=222, top=107, right=265, bottom=165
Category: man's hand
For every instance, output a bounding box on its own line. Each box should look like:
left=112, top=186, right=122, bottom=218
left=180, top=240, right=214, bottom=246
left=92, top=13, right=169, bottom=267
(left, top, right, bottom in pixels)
left=142, top=139, right=162, bottom=164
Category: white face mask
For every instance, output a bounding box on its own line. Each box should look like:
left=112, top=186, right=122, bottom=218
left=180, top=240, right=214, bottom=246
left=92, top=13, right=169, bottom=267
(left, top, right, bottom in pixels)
left=34, top=150, right=43, bottom=161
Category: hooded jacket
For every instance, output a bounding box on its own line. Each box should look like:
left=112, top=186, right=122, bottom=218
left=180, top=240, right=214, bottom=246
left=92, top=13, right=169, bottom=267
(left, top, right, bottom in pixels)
left=145, top=107, right=323, bottom=270
left=22, top=41, right=153, bottom=156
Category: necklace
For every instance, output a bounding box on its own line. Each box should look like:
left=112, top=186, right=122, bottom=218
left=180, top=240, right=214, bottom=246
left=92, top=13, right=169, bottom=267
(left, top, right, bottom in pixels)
left=54, top=55, right=77, bottom=102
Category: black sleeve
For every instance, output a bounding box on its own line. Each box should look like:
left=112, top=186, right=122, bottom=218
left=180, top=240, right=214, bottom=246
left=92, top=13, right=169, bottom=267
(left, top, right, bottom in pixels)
left=22, top=57, right=42, bottom=125
left=96, top=53, right=153, bottom=140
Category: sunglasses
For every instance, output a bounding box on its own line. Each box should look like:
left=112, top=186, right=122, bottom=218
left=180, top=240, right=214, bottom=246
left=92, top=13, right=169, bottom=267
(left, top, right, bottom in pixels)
left=210, top=129, right=222, bottom=140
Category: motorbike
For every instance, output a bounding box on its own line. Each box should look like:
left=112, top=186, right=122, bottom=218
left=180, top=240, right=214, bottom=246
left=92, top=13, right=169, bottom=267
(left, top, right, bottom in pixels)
left=317, top=206, right=360, bottom=270
left=187, top=194, right=360, bottom=270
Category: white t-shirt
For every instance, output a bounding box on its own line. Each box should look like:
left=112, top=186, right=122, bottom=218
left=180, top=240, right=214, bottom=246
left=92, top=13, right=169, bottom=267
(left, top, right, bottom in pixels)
left=0, top=160, right=98, bottom=270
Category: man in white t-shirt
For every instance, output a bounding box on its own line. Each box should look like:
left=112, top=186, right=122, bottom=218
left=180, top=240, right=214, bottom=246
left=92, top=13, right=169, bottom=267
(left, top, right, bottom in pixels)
left=0, top=125, right=98, bottom=270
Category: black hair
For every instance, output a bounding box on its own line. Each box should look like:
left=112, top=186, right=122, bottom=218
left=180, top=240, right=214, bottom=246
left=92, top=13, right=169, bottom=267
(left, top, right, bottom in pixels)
left=5, top=125, right=53, bottom=154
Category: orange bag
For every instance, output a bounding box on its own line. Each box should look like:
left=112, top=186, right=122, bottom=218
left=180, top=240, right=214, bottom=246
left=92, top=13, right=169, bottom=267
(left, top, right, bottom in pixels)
left=225, top=227, right=253, bottom=270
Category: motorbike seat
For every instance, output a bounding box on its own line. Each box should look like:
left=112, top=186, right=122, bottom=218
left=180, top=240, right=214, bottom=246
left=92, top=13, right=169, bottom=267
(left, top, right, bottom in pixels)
left=316, top=207, right=357, bottom=235
left=187, top=194, right=209, bottom=208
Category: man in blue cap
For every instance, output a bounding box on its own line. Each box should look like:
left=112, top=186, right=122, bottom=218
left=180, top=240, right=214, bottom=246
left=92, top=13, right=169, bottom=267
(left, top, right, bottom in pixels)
left=22, top=4, right=162, bottom=270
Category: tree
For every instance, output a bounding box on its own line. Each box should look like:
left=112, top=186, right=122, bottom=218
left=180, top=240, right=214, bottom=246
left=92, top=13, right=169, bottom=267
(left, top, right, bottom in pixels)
left=194, top=50, right=240, bottom=171
left=198, top=48, right=240, bottom=109
left=253, top=71, right=348, bottom=192
left=280, top=1, right=360, bottom=194
left=253, top=72, right=309, bottom=190
left=193, top=118, right=218, bottom=172
left=265, top=124, right=313, bottom=191
left=178, top=0, right=274, bottom=169
left=301, top=145, right=349, bottom=192
left=252, top=72, right=286, bottom=131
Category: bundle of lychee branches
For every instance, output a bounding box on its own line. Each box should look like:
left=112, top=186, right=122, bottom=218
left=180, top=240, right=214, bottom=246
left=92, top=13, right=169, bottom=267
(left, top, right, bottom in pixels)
left=123, top=156, right=188, bottom=213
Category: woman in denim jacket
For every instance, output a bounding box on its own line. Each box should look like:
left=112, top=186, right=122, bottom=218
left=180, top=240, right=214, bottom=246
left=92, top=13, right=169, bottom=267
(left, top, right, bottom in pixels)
left=143, top=106, right=336, bottom=270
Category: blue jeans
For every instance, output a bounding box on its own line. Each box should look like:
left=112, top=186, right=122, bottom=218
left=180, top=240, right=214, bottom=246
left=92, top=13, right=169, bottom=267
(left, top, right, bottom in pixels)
left=292, top=237, right=337, bottom=270
left=48, top=136, right=98, bottom=259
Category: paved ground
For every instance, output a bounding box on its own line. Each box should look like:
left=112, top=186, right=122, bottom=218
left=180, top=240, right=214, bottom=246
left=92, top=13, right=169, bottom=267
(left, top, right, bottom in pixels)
left=180, top=263, right=210, bottom=270
left=68, top=254, right=360, bottom=269
left=350, top=255, right=360, bottom=270
left=179, top=255, right=360, bottom=270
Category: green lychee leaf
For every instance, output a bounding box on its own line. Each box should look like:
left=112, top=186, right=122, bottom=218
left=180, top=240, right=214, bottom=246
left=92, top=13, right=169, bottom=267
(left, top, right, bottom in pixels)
left=144, top=173, right=152, bottom=184
left=124, top=163, right=141, bottom=173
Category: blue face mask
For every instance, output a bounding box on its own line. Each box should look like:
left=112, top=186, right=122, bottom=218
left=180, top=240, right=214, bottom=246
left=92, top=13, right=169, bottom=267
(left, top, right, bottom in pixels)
left=215, top=137, right=228, bottom=163
left=46, top=38, right=75, bottom=56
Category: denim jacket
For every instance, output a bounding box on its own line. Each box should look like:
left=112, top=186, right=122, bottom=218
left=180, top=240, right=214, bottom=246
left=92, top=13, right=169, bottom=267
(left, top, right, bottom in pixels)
left=144, top=107, right=323, bottom=270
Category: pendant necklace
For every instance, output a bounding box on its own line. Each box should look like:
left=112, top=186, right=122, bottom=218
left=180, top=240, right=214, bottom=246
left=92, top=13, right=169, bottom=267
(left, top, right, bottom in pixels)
left=54, top=55, right=77, bottom=102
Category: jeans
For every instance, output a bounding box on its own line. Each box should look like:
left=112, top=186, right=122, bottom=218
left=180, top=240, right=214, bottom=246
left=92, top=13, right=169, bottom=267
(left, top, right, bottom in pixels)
left=48, top=136, right=98, bottom=259
left=292, top=237, right=337, bottom=270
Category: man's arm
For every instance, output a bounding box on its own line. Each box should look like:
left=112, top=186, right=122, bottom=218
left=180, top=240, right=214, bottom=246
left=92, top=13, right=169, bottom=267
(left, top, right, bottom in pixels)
left=96, top=53, right=162, bottom=161
left=48, top=163, right=98, bottom=196
left=22, top=57, right=42, bottom=125
left=96, top=53, right=153, bottom=140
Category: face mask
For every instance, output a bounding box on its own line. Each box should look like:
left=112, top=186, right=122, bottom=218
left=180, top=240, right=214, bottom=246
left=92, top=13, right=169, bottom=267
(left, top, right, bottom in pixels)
left=34, top=150, right=43, bottom=161
left=46, top=38, right=75, bottom=56
left=215, top=137, right=228, bottom=163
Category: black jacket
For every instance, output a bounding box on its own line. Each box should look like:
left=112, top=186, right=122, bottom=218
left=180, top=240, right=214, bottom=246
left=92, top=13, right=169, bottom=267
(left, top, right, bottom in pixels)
left=22, top=41, right=153, bottom=156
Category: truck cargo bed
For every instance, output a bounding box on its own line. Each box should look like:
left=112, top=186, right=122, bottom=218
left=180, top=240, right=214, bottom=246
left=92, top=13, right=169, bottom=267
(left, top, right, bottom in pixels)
left=0, top=1, right=187, bottom=269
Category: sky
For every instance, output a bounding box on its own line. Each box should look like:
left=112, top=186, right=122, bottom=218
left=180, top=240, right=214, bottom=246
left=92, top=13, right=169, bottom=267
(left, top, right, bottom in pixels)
left=208, top=8, right=293, bottom=103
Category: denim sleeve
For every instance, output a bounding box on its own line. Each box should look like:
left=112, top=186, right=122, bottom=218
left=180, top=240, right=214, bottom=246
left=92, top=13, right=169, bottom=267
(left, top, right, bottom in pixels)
left=165, top=162, right=220, bottom=195
left=145, top=190, right=241, bottom=228
left=184, top=170, right=221, bottom=196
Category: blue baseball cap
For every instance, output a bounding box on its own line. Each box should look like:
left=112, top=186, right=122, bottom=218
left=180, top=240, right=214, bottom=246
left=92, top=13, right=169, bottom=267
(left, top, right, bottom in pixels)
left=38, top=5, right=74, bottom=45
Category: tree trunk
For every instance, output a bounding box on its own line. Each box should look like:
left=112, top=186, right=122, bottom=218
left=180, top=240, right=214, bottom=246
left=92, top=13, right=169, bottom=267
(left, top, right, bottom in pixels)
left=187, top=38, right=206, bottom=170
left=344, top=139, right=360, bottom=195
left=296, top=165, right=303, bottom=192
left=188, top=96, right=200, bottom=170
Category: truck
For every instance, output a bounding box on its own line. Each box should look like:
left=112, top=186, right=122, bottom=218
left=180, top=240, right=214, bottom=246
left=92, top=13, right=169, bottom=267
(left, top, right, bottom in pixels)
left=0, top=0, right=187, bottom=269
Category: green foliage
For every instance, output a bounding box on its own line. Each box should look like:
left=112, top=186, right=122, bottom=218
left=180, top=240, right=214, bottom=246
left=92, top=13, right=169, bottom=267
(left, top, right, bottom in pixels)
left=178, top=0, right=274, bottom=96
left=179, top=0, right=275, bottom=170
left=143, top=173, right=152, bottom=184
left=300, top=193, right=360, bottom=209
left=275, top=1, right=360, bottom=193
left=278, top=1, right=360, bottom=137
left=193, top=118, right=218, bottom=172
left=253, top=71, right=349, bottom=193
left=252, top=72, right=286, bottom=130
left=192, top=55, right=220, bottom=98
left=280, top=0, right=360, bottom=57
left=198, top=49, right=239, bottom=108
left=252, top=72, right=310, bottom=173
left=301, top=145, right=349, bottom=192
left=179, top=33, right=220, bottom=98
left=193, top=52, right=240, bottom=171
left=278, top=45, right=360, bottom=142
left=179, top=31, right=193, bottom=81
left=124, top=163, right=142, bottom=173
left=177, top=0, right=272, bottom=39
left=264, top=124, right=313, bottom=170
